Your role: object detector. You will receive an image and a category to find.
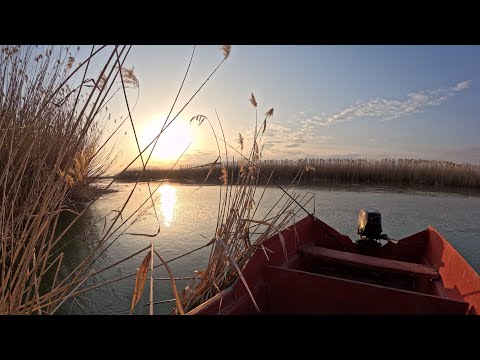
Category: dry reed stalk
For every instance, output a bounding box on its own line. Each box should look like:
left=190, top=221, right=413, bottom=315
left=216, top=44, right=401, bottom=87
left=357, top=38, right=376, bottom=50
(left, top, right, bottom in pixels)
left=179, top=99, right=312, bottom=314
left=93, top=45, right=232, bottom=315
left=150, top=243, right=154, bottom=315
left=0, top=45, right=152, bottom=314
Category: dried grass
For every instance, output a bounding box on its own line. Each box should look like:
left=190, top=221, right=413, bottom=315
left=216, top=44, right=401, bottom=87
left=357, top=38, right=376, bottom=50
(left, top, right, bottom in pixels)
left=1, top=44, right=309, bottom=315
left=0, top=45, right=145, bottom=314
left=179, top=100, right=311, bottom=314
left=122, top=158, right=480, bottom=190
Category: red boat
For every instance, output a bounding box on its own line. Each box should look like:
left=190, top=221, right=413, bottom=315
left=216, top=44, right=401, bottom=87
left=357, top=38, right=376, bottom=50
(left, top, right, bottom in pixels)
left=188, top=209, right=480, bottom=315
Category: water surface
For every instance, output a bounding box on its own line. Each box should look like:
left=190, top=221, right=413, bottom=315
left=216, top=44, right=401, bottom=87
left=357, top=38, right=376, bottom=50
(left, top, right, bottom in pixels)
left=59, top=182, right=480, bottom=314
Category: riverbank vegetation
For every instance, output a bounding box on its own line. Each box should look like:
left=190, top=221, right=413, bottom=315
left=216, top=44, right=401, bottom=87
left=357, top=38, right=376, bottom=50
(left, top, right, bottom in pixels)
left=1, top=44, right=244, bottom=315
left=0, top=45, right=138, bottom=314
left=115, top=158, right=480, bottom=189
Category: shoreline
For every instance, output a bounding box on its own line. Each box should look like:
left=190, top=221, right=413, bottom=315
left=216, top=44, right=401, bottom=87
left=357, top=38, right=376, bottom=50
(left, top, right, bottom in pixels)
left=110, top=178, right=480, bottom=197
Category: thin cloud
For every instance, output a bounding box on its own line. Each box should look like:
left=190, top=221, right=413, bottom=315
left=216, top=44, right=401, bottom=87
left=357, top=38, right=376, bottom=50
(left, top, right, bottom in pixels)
left=451, top=80, right=471, bottom=92
left=239, top=121, right=333, bottom=159
left=307, top=80, right=472, bottom=126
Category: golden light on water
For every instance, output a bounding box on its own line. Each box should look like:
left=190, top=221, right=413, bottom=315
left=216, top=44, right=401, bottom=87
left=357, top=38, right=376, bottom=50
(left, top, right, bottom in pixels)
left=159, top=184, right=176, bottom=227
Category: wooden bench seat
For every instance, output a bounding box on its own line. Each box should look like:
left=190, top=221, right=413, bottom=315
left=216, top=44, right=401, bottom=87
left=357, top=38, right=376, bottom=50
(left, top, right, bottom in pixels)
left=298, top=245, right=439, bottom=279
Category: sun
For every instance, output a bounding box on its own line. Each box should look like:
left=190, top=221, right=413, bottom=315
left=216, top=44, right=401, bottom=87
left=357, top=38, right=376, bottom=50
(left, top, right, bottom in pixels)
left=142, top=120, right=193, bottom=163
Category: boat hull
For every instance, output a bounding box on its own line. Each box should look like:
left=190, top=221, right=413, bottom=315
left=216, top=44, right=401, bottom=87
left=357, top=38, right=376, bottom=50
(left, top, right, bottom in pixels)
left=188, top=216, right=480, bottom=315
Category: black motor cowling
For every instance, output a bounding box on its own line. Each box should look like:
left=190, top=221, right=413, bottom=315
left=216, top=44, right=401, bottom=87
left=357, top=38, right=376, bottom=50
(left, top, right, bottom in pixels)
left=357, top=208, right=382, bottom=240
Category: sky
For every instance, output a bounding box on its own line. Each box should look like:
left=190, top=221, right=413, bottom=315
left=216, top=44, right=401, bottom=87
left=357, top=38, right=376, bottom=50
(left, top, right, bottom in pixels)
left=81, top=45, right=480, bottom=169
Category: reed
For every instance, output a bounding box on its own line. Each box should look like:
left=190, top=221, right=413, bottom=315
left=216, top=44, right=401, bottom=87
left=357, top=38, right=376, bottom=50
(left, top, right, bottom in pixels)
left=118, top=157, right=480, bottom=189
left=178, top=99, right=311, bottom=314
left=0, top=45, right=138, bottom=314
left=61, top=45, right=235, bottom=315
left=261, top=158, right=480, bottom=188
left=0, top=44, right=243, bottom=315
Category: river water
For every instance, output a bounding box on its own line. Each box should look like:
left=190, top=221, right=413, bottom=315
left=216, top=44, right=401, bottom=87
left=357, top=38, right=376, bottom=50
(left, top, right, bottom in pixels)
left=58, top=182, right=480, bottom=315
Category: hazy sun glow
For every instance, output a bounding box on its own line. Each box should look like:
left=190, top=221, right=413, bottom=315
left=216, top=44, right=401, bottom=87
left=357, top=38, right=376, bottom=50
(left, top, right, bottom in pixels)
left=145, top=120, right=193, bottom=163
left=159, top=184, right=176, bottom=227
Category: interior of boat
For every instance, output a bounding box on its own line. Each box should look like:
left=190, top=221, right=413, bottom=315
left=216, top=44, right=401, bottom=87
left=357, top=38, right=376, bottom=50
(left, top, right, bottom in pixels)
left=188, top=215, right=479, bottom=315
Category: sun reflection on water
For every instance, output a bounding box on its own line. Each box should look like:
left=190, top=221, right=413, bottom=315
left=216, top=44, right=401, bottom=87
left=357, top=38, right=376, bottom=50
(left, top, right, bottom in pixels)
left=159, top=184, right=176, bottom=227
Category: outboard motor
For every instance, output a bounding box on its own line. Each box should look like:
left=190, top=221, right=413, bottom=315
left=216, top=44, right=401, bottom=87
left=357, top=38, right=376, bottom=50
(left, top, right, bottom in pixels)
left=357, top=209, right=391, bottom=248
left=357, top=208, right=383, bottom=240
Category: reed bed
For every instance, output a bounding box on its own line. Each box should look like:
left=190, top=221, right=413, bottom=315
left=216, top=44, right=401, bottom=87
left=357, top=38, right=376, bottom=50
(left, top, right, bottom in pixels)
left=0, top=44, right=237, bottom=315
left=0, top=45, right=146, bottom=314
left=118, top=157, right=480, bottom=189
